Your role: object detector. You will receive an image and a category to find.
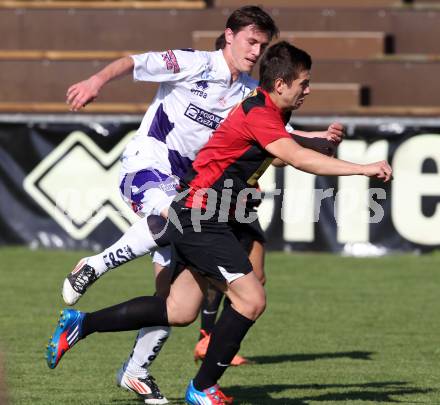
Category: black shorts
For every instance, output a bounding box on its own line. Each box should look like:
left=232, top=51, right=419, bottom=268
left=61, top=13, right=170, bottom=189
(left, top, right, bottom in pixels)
left=230, top=218, right=266, bottom=254
left=169, top=203, right=253, bottom=283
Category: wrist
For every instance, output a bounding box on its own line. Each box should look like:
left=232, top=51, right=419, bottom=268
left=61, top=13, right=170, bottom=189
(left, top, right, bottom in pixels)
left=90, top=74, right=105, bottom=90
left=359, top=164, right=368, bottom=176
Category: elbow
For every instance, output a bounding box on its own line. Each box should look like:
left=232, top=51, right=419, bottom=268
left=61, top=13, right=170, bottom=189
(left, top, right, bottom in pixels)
left=289, top=156, right=324, bottom=176
left=272, top=158, right=287, bottom=168
left=289, top=156, right=307, bottom=171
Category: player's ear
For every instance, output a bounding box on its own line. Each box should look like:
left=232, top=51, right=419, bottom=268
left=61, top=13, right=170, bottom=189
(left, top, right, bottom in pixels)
left=273, top=78, right=285, bottom=95
left=224, top=28, right=234, bottom=45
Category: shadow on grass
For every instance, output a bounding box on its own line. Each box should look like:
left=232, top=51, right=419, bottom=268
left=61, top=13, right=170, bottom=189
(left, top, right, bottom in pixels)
left=225, top=381, right=434, bottom=404
left=109, top=381, right=434, bottom=404
left=247, top=351, right=374, bottom=365
left=110, top=398, right=187, bottom=405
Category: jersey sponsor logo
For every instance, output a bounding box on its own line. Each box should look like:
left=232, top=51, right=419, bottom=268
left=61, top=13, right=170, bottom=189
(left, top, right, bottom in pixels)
left=190, top=80, right=209, bottom=99
left=184, top=103, right=224, bottom=130
left=196, top=80, right=209, bottom=90
left=201, top=70, right=216, bottom=81
left=218, top=96, right=227, bottom=107
left=162, top=50, right=180, bottom=74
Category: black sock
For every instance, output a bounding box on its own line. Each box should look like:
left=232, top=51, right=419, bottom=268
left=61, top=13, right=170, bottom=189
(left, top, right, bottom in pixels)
left=222, top=296, right=231, bottom=310
left=200, top=287, right=223, bottom=338
left=81, top=296, right=168, bottom=338
left=193, top=306, right=254, bottom=391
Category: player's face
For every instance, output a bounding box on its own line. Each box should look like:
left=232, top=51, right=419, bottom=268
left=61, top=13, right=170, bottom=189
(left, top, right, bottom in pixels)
left=285, top=70, right=311, bottom=110
left=226, top=25, right=271, bottom=74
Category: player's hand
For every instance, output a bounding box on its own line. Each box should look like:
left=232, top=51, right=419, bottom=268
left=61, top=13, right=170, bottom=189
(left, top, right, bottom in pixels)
left=324, top=122, right=345, bottom=144
left=362, top=160, right=393, bottom=182
left=66, top=76, right=102, bottom=112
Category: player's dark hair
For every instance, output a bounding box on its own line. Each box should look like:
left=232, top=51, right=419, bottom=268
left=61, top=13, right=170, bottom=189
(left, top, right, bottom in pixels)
left=259, top=41, right=312, bottom=92
left=215, top=33, right=226, bottom=50
left=226, top=6, right=279, bottom=40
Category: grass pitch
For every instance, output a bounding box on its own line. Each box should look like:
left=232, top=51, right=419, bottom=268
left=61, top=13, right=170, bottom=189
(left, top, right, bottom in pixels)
left=1, top=247, right=440, bottom=404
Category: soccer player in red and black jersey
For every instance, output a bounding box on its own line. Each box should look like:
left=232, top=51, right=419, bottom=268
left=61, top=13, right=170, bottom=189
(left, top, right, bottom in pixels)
left=46, top=41, right=392, bottom=404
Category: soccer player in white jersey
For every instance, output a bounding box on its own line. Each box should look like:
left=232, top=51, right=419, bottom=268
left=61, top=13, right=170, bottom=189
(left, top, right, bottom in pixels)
left=63, top=6, right=279, bottom=404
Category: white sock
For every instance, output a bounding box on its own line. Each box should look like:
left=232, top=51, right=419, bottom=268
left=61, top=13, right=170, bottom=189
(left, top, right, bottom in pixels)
left=125, top=326, right=171, bottom=377
left=87, top=216, right=158, bottom=277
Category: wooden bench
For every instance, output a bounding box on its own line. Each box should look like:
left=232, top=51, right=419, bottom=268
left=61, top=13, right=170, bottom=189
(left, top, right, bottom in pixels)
left=0, top=102, right=148, bottom=113
left=2, top=51, right=439, bottom=109
left=0, top=50, right=138, bottom=60
left=5, top=103, right=440, bottom=116
left=301, top=83, right=362, bottom=113
left=193, top=31, right=387, bottom=60
left=311, top=55, right=440, bottom=106
left=280, top=31, right=386, bottom=60
left=0, top=83, right=362, bottom=113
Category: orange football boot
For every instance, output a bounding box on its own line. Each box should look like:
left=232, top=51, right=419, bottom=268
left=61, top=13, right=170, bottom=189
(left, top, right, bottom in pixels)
left=194, top=330, right=252, bottom=366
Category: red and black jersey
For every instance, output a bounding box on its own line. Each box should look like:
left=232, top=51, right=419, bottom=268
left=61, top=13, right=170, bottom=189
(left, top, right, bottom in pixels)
left=178, top=87, right=292, bottom=216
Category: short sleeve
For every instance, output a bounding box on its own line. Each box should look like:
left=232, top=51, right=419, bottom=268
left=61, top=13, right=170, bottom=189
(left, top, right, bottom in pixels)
left=245, top=107, right=291, bottom=148
left=130, top=49, right=207, bottom=83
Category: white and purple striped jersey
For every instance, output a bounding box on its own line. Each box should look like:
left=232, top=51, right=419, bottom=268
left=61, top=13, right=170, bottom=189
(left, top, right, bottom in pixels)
left=120, top=49, right=258, bottom=180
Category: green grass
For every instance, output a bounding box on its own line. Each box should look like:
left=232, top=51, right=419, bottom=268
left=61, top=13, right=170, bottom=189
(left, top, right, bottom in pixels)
left=1, top=247, right=440, bottom=404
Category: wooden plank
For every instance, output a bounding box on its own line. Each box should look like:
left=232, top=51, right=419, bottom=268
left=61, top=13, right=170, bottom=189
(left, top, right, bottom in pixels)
left=192, top=31, right=220, bottom=51
left=0, top=102, right=149, bottom=113
left=310, top=58, right=440, bottom=106
left=280, top=31, right=386, bottom=60
left=0, top=0, right=205, bottom=9
left=193, top=31, right=386, bottom=59
left=0, top=83, right=361, bottom=113
left=0, top=50, right=139, bottom=60
left=301, top=83, right=361, bottom=112
left=2, top=102, right=440, bottom=116
left=299, top=106, right=440, bottom=116
left=3, top=57, right=440, bottom=106
left=11, top=45, right=430, bottom=63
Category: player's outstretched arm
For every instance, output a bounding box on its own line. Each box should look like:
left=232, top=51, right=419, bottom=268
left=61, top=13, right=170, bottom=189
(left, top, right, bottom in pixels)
left=66, top=56, right=135, bottom=112
left=294, top=122, right=345, bottom=144
left=265, top=137, right=392, bottom=182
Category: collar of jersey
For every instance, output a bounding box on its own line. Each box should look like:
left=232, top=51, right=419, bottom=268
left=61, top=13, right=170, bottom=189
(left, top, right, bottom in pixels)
left=211, top=50, right=233, bottom=85
left=257, top=87, right=285, bottom=119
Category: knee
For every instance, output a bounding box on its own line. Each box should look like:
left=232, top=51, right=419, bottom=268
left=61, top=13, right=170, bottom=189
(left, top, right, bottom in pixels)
left=167, top=313, right=197, bottom=327
left=166, top=300, right=198, bottom=326
left=256, top=271, right=266, bottom=286
left=236, top=293, right=266, bottom=321
left=251, top=262, right=266, bottom=286
left=252, top=296, right=266, bottom=319
left=169, top=318, right=190, bottom=327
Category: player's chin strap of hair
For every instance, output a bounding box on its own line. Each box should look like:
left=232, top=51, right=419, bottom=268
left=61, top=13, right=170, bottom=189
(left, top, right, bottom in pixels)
left=147, top=215, right=173, bottom=247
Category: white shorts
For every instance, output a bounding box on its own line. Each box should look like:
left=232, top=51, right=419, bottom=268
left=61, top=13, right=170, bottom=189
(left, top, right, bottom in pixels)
left=119, top=167, right=178, bottom=267
left=151, top=247, right=171, bottom=267
left=119, top=168, right=179, bottom=217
